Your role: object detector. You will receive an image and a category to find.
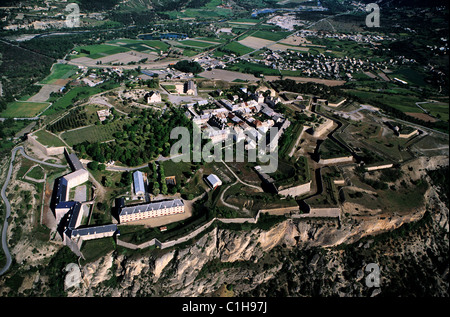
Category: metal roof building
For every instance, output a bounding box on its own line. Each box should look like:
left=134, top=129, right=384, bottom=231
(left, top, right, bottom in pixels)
left=69, top=224, right=119, bottom=240
left=120, top=199, right=184, bottom=217
left=133, top=171, right=145, bottom=196
left=65, top=149, right=84, bottom=171
left=118, top=199, right=185, bottom=223
left=205, top=174, right=222, bottom=189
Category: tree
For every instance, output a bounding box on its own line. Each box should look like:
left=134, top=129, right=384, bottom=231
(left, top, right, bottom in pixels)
left=87, top=161, right=99, bottom=171
left=172, top=60, right=203, bottom=74
left=161, top=182, right=168, bottom=195
left=102, top=176, right=114, bottom=187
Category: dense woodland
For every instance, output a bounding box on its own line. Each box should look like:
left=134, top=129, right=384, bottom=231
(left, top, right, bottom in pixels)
left=0, top=42, right=53, bottom=103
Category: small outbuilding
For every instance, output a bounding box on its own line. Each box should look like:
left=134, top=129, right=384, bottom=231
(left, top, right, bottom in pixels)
left=205, top=174, right=222, bottom=190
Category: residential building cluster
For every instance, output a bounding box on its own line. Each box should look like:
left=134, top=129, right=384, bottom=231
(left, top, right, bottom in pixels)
left=238, top=44, right=412, bottom=80
left=185, top=88, right=290, bottom=151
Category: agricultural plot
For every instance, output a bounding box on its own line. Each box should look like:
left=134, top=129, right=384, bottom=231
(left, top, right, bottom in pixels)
left=107, top=39, right=170, bottom=52
left=40, top=64, right=79, bottom=85
left=225, top=61, right=300, bottom=77
left=418, top=101, right=449, bottom=121
left=178, top=39, right=217, bottom=48
left=95, top=51, right=158, bottom=65
left=249, top=30, right=292, bottom=41
left=221, top=41, right=255, bottom=56
left=61, top=120, right=129, bottom=146
left=389, top=67, right=428, bottom=88
left=0, top=101, right=50, bottom=118
left=43, top=82, right=120, bottom=117
left=161, top=7, right=233, bottom=19
left=72, top=44, right=131, bottom=59
left=238, top=36, right=275, bottom=50
left=197, top=37, right=226, bottom=44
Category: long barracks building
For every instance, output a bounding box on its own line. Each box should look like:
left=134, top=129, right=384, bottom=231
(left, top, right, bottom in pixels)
left=119, top=199, right=185, bottom=223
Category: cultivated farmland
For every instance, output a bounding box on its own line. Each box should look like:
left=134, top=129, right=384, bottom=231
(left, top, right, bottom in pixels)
left=40, top=64, right=79, bottom=85
left=72, top=44, right=131, bottom=59
left=0, top=101, right=50, bottom=118
left=61, top=119, right=130, bottom=146
left=221, top=41, right=254, bottom=56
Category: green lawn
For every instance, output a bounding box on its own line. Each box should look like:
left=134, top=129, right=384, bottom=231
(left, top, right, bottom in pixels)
left=40, top=64, right=79, bottom=84
left=34, top=130, right=66, bottom=147
left=0, top=101, right=50, bottom=118
left=80, top=237, right=116, bottom=264
left=26, top=166, right=45, bottom=179
left=319, top=138, right=350, bottom=159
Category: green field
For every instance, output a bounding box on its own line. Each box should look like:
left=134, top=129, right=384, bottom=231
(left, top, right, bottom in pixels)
left=0, top=101, right=50, bottom=118
left=183, top=49, right=199, bottom=57
left=178, top=39, right=217, bottom=48
left=419, top=101, right=449, bottom=121
left=40, top=64, right=79, bottom=84
left=344, top=89, right=423, bottom=113
left=161, top=4, right=233, bottom=19
left=221, top=41, right=254, bottom=56
left=73, top=44, right=131, bottom=59
left=226, top=60, right=299, bottom=77
left=34, top=130, right=66, bottom=147
left=61, top=120, right=129, bottom=146
left=197, top=37, right=226, bottom=43
left=319, top=138, right=350, bottom=159
left=26, top=166, right=45, bottom=179
left=44, top=82, right=120, bottom=116
left=250, top=30, right=292, bottom=41
left=389, top=67, right=428, bottom=87
left=107, top=39, right=170, bottom=52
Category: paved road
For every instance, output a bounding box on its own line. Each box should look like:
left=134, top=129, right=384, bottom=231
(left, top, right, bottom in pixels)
left=0, top=146, right=67, bottom=276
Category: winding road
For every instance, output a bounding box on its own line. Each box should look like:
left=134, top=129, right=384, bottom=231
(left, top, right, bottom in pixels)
left=0, top=146, right=67, bottom=276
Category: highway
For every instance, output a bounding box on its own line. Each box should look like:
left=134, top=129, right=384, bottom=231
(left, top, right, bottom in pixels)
left=0, top=146, right=67, bottom=276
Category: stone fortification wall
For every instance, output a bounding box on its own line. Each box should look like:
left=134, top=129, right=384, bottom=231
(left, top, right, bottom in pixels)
left=278, top=181, right=311, bottom=197
left=27, top=134, right=65, bottom=156
left=318, top=156, right=354, bottom=165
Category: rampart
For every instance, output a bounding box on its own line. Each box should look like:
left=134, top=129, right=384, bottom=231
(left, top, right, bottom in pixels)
left=365, top=164, right=394, bottom=172
left=116, top=205, right=340, bottom=251
left=27, top=133, right=65, bottom=156
left=278, top=181, right=311, bottom=197
left=318, top=156, right=354, bottom=165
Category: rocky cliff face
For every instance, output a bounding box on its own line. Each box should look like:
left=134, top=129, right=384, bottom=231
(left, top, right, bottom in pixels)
left=65, top=158, right=448, bottom=297
left=67, top=200, right=447, bottom=297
